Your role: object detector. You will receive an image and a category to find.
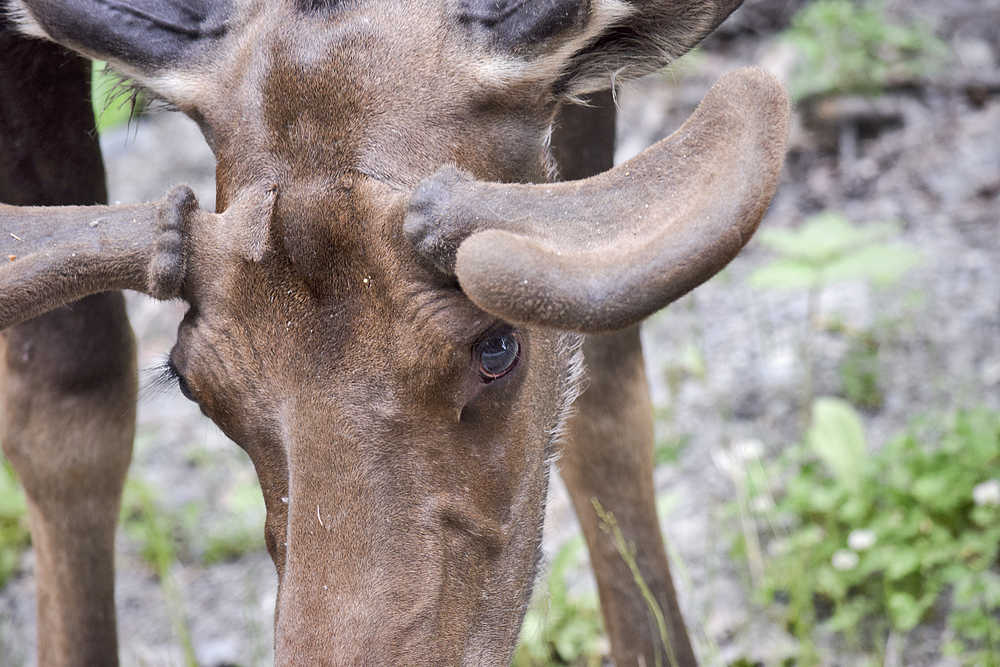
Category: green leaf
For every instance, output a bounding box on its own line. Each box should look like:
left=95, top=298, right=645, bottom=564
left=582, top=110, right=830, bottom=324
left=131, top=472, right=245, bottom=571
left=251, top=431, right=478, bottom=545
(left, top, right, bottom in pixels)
left=824, top=243, right=921, bottom=286
left=826, top=597, right=872, bottom=633
left=912, top=472, right=966, bottom=512
left=757, top=213, right=895, bottom=264
left=888, top=592, right=922, bottom=630
left=750, top=258, right=822, bottom=290
left=816, top=565, right=848, bottom=599
left=752, top=211, right=920, bottom=294
left=837, top=495, right=870, bottom=523
left=783, top=0, right=947, bottom=101
left=805, top=484, right=842, bottom=513
left=885, top=550, right=920, bottom=581
left=0, top=464, right=26, bottom=519
left=91, top=61, right=148, bottom=134
left=0, top=463, right=30, bottom=587
left=808, top=398, right=868, bottom=488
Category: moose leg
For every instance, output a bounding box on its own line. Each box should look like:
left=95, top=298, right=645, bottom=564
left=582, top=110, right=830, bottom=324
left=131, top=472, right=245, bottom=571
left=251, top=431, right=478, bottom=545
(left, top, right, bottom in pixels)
left=1, top=299, right=136, bottom=667
left=0, top=27, right=135, bottom=667
left=551, top=96, right=697, bottom=666
left=558, top=328, right=696, bottom=667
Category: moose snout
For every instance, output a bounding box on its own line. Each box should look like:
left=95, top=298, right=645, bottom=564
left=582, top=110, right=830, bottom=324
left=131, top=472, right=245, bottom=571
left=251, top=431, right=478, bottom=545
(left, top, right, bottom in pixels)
left=272, top=489, right=521, bottom=665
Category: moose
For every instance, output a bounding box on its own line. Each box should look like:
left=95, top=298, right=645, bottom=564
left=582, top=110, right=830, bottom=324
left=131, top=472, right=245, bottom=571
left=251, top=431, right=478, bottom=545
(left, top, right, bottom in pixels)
left=0, top=0, right=788, bottom=664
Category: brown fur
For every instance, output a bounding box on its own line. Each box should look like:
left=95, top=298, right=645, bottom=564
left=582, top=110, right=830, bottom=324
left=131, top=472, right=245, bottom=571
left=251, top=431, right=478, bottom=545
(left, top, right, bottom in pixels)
left=405, top=68, right=789, bottom=331
left=0, top=26, right=135, bottom=666
left=0, top=1, right=788, bottom=664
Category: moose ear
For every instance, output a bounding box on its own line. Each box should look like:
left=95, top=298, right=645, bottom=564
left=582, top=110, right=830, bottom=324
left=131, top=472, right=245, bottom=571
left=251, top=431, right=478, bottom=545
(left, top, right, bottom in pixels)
left=461, top=0, right=742, bottom=97
left=10, top=0, right=230, bottom=103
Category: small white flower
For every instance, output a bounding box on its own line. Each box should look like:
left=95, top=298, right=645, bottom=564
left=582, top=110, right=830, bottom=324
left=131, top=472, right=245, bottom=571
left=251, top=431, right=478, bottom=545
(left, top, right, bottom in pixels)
left=710, top=448, right=741, bottom=479
left=767, top=538, right=791, bottom=557
left=733, top=438, right=765, bottom=462
left=751, top=495, right=775, bottom=513
left=848, top=529, right=876, bottom=551
left=973, top=479, right=1000, bottom=506
left=832, top=549, right=859, bottom=571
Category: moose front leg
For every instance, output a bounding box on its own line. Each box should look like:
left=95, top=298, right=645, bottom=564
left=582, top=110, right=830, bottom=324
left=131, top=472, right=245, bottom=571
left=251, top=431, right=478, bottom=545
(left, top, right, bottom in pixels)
left=550, top=94, right=696, bottom=666
left=0, top=28, right=136, bottom=666
left=1, top=298, right=136, bottom=667
left=558, top=327, right=697, bottom=667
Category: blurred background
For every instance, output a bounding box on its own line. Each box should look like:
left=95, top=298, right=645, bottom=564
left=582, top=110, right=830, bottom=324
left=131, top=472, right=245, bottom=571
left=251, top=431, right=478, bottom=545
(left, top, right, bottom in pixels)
left=1, top=0, right=998, bottom=664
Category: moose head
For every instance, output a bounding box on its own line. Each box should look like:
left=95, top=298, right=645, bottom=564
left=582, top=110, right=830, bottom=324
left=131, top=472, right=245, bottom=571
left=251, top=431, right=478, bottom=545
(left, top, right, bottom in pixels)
left=1, top=0, right=787, bottom=663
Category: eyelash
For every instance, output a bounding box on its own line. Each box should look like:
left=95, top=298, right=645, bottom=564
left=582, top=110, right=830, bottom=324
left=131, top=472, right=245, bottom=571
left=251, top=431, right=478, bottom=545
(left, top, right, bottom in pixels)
left=143, top=357, right=182, bottom=398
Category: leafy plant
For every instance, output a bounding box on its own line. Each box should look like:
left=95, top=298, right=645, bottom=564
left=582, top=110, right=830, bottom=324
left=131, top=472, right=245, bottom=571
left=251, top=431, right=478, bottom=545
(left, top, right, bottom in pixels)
left=121, top=477, right=178, bottom=575
left=783, top=0, right=947, bottom=101
left=746, top=400, right=1000, bottom=664
left=0, top=461, right=30, bottom=588
left=199, top=480, right=267, bottom=565
left=839, top=330, right=883, bottom=410
left=593, top=499, right=680, bottom=667
left=654, top=406, right=690, bottom=467
left=120, top=476, right=198, bottom=667
left=655, top=433, right=690, bottom=467
left=91, top=61, right=144, bottom=133
left=751, top=212, right=920, bottom=412
left=751, top=212, right=919, bottom=293
left=514, top=537, right=605, bottom=666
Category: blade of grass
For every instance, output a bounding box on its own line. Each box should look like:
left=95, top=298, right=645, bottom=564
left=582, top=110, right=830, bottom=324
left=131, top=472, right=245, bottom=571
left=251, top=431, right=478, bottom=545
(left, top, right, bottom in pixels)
left=592, top=498, right=679, bottom=667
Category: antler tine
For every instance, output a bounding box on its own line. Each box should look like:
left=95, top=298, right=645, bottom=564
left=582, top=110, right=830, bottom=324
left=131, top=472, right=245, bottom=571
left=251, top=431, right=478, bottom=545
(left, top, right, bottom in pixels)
left=0, top=185, right=199, bottom=329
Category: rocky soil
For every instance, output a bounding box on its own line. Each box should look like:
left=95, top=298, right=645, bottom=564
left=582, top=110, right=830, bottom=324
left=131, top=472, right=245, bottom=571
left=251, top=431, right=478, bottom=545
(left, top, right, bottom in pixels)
left=1, top=1, right=998, bottom=664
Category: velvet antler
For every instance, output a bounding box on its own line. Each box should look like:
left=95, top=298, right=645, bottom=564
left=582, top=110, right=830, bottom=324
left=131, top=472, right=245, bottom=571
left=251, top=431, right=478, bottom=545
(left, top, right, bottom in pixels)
left=0, top=185, right=200, bottom=329
left=405, top=67, right=789, bottom=332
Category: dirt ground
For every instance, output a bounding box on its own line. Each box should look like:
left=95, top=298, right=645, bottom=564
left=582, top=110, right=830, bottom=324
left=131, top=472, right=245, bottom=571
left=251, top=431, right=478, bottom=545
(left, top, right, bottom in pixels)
left=1, top=1, right=998, bottom=665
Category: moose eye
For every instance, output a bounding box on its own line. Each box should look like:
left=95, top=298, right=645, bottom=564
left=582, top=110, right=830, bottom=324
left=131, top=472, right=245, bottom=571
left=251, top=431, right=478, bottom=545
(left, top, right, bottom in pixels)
left=475, top=329, right=520, bottom=382
left=164, top=358, right=196, bottom=403
left=176, top=373, right=196, bottom=402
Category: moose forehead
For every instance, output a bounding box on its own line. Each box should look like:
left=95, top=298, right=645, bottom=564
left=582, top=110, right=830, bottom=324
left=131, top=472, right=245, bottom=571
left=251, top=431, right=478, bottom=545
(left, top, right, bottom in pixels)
left=210, top=1, right=555, bottom=192
left=178, top=2, right=568, bottom=370
left=184, top=176, right=488, bottom=382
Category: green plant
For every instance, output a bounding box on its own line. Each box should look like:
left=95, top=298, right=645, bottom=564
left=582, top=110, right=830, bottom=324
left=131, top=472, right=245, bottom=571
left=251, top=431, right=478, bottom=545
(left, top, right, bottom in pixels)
left=653, top=406, right=690, bottom=467
left=199, top=480, right=267, bottom=564
left=751, top=212, right=920, bottom=412
left=91, top=61, right=143, bottom=133
left=746, top=400, right=1000, bottom=665
left=121, top=477, right=178, bottom=575
left=751, top=212, right=919, bottom=293
left=839, top=330, right=882, bottom=410
left=655, top=433, right=690, bottom=467
left=514, top=537, right=605, bottom=666
left=783, top=0, right=947, bottom=101
left=120, top=477, right=198, bottom=667
left=0, top=461, right=30, bottom=588
left=593, top=499, right=679, bottom=667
